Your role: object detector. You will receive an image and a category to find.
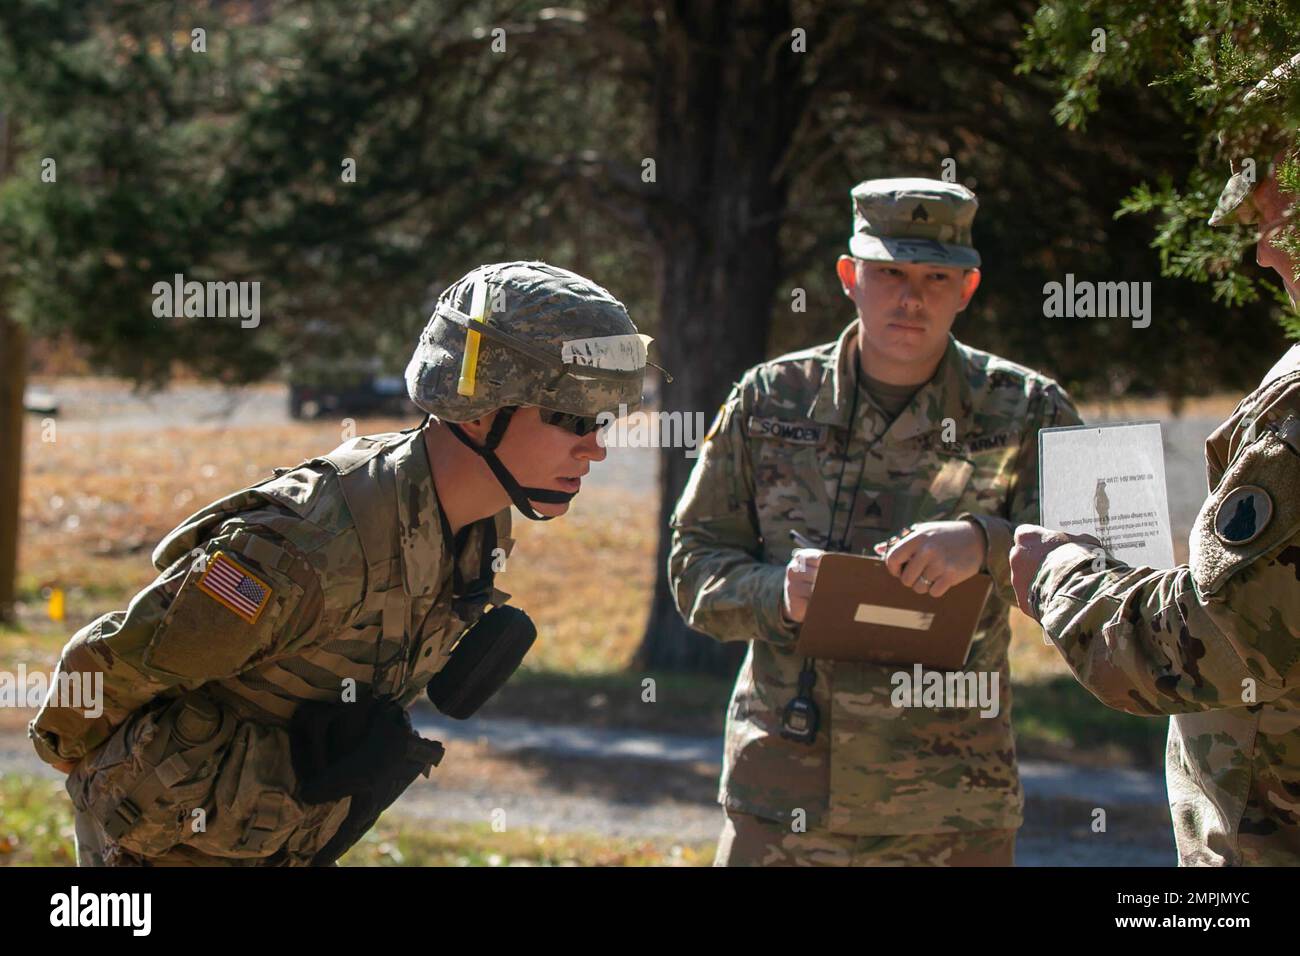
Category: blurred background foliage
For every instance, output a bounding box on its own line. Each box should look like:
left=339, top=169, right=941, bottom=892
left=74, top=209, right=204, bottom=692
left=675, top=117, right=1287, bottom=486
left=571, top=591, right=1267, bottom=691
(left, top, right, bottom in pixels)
left=2, top=0, right=1298, bottom=667
left=2, top=0, right=1292, bottom=396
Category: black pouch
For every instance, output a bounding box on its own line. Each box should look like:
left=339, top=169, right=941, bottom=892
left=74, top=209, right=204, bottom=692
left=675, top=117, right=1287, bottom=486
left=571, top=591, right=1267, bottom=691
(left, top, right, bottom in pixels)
left=289, top=696, right=445, bottom=865
left=290, top=698, right=443, bottom=805
left=425, top=605, right=537, bottom=719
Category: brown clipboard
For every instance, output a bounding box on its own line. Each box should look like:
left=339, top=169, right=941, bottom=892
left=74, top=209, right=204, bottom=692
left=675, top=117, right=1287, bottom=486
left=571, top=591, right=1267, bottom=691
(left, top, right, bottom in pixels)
left=794, top=553, right=992, bottom=668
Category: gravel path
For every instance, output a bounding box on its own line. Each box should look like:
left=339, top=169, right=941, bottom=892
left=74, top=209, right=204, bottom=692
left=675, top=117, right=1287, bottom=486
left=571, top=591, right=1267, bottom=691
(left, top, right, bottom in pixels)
left=0, top=710, right=1175, bottom=865
left=413, top=710, right=1168, bottom=805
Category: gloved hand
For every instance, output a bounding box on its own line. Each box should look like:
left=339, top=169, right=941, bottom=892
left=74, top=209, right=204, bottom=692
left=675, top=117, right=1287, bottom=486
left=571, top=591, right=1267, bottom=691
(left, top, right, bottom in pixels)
left=290, top=696, right=445, bottom=865
left=291, top=697, right=444, bottom=805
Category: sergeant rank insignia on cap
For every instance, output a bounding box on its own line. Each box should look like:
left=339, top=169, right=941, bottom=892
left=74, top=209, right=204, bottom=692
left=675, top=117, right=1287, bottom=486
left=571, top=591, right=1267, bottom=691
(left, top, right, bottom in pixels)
left=196, top=551, right=273, bottom=624
left=1213, top=485, right=1273, bottom=545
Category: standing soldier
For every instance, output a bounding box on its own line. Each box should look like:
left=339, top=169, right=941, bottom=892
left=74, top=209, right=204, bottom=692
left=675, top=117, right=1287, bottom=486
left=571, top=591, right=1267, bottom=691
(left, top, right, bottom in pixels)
left=670, top=178, right=1082, bottom=866
left=1011, top=61, right=1300, bottom=867
left=29, top=261, right=647, bottom=866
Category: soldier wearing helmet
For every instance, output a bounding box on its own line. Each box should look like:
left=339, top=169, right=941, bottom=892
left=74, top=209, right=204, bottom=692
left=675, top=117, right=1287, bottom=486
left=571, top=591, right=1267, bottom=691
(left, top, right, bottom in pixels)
left=407, top=260, right=649, bottom=520
left=29, top=261, right=648, bottom=866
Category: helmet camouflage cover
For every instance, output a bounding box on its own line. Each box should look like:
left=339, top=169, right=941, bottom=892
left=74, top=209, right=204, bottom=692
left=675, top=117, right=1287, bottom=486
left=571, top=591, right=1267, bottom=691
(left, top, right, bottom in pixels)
left=406, top=261, right=648, bottom=422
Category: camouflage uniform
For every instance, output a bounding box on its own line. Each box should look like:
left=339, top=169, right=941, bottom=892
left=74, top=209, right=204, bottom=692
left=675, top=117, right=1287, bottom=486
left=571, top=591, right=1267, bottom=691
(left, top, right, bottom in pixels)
left=31, top=261, right=645, bottom=865
left=671, top=323, right=1078, bottom=864
left=1032, top=346, right=1300, bottom=866
left=1030, top=119, right=1300, bottom=863
left=37, top=427, right=508, bottom=865
left=715, top=810, right=1014, bottom=866
left=670, top=180, right=1080, bottom=865
left=671, top=180, right=1081, bottom=866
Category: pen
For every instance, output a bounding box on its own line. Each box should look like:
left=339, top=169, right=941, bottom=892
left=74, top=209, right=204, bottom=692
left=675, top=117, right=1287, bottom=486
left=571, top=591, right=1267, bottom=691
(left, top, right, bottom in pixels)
left=789, top=529, right=820, bottom=550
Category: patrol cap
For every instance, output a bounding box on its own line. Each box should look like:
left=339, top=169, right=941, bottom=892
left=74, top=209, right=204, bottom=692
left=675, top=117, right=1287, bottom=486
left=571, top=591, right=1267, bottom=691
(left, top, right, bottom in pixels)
left=849, top=177, right=980, bottom=268
left=1209, top=51, right=1300, bottom=227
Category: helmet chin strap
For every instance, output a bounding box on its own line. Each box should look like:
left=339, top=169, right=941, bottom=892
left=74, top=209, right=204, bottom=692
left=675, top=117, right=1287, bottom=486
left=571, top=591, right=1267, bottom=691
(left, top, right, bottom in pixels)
left=446, top=406, right=576, bottom=521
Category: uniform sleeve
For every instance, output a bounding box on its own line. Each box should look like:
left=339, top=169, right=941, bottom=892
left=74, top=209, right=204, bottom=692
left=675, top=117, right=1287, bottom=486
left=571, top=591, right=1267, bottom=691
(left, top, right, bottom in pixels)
left=963, top=379, right=1083, bottom=605
left=1029, top=423, right=1300, bottom=716
left=668, top=380, right=798, bottom=647
left=28, top=518, right=332, bottom=766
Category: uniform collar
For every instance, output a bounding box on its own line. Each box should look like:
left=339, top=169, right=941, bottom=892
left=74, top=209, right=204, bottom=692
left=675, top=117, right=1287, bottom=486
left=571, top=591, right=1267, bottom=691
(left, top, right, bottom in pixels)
left=808, top=321, right=971, bottom=442
left=396, top=424, right=508, bottom=600
left=393, top=425, right=451, bottom=597
left=887, top=334, right=971, bottom=444
left=809, top=321, right=863, bottom=427
left=1262, top=342, right=1300, bottom=389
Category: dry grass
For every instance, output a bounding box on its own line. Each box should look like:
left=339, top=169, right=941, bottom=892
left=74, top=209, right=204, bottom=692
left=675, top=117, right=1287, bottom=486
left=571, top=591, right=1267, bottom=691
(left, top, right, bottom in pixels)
left=13, top=413, right=657, bottom=673
left=1008, top=611, right=1072, bottom=682
left=339, top=820, right=711, bottom=867
left=500, top=485, right=655, bottom=673
left=15, top=413, right=655, bottom=673
left=0, top=774, right=711, bottom=867
left=11, top=410, right=1065, bottom=682
left=18, top=416, right=390, bottom=605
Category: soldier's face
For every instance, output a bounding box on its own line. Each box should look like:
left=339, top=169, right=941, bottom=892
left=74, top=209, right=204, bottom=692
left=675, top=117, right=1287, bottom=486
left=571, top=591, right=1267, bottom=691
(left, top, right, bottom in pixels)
left=1251, top=167, right=1300, bottom=306
left=837, top=257, right=980, bottom=370
left=491, top=405, right=607, bottom=516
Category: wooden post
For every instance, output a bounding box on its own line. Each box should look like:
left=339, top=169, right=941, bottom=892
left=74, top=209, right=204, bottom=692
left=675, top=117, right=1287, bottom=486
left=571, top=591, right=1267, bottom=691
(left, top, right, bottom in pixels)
left=0, top=110, right=22, bottom=623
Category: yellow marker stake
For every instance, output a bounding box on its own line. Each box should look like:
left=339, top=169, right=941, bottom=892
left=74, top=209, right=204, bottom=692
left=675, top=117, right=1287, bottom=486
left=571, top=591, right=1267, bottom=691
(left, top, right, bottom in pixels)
left=48, top=587, right=65, bottom=623
left=457, top=277, right=488, bottom=397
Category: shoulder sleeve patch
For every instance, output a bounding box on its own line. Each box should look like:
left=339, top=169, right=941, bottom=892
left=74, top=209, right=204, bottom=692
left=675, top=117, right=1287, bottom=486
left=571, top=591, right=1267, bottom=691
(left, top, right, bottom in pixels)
left=143, top=536, right=309, bottom=681
left=196, top=551, right=274, bottom=624
left=703, top=402, right=730, bottom=445
left=987, top=369, right=1022, bottom=390
left=1191, top=430, right=1300, bottom=597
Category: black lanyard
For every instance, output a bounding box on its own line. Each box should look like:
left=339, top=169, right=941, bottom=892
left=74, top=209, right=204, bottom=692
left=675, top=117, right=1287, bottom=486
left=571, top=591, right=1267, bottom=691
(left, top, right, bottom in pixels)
left=434, top=504, right=499, bottom=617
left=827, top=354, right=865, bottom=552
left=781, top=351, right=864, bottom=746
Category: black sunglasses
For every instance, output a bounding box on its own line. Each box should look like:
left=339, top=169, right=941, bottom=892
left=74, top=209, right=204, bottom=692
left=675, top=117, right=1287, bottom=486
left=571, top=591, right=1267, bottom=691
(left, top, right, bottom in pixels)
left=539, top=408, right=603, bottom=437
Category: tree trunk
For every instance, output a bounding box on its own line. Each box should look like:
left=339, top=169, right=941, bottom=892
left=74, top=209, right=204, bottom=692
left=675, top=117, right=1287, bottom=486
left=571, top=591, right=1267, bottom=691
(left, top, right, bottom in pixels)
left=636, top=1, right=805, bottom=675
left=0, top=111, right=20, bottom=624
left=0, top=317, right=24, bottom=624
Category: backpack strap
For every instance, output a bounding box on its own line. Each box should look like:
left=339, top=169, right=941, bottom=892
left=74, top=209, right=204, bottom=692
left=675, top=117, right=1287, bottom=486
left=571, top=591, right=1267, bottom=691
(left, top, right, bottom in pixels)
left=317, top=434, right=410, bottom=697
left=317, top=434, right=403, bottom=606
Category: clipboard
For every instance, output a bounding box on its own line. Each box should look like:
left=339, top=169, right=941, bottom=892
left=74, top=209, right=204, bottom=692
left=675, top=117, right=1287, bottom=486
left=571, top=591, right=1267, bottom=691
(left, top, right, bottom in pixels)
left=794, top=553, right=992, bottom=668
left=1038, top=420, right=1175, bottom=569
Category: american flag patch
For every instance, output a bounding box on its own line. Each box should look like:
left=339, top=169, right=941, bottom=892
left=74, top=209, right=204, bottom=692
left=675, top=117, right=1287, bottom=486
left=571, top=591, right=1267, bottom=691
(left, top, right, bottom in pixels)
left=196, top=551, right=273, bottom=625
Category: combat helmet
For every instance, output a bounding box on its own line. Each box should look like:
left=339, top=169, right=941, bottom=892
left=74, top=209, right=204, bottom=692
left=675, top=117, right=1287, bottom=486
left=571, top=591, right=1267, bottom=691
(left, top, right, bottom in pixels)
left=406, top=261, right=649, bottom=519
